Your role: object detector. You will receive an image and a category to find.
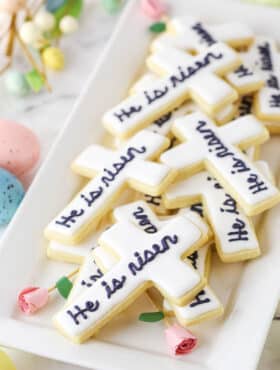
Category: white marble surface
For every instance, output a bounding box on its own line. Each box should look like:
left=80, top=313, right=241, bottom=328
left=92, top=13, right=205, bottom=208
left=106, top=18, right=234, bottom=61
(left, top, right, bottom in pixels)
left=0, top=0, right=279, bottom=369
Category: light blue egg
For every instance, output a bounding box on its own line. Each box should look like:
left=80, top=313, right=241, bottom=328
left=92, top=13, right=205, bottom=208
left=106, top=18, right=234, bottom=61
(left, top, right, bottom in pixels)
left=4, top=70, right=30, bottom=97
left=0, top=169, right=25, bottom=225
left=46, top=0, right=67, bottom=13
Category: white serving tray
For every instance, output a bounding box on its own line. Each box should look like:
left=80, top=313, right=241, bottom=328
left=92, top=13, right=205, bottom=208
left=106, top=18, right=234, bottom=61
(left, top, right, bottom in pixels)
left=0, top=0, right=280, bottom=369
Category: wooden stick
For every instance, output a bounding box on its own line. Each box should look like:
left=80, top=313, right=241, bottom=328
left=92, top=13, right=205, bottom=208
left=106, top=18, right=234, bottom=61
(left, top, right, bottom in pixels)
left=48, top=268, right=80, bottom=293
left=5, top=14, right=16, bottom=57
left=0, top=59, right=12, bottom=74
left=15, top=30, right=52, bottom=92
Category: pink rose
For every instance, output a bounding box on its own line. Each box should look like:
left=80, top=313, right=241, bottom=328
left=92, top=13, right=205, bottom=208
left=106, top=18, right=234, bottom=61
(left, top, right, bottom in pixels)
left=165, top=323, right=198, bottom=356
left=140, top=0, right=167, bottom=20
left=18, top=287, right=49, bottom=314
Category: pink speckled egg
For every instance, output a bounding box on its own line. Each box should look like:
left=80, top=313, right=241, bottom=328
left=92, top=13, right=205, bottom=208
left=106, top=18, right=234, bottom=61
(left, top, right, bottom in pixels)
left=0, top=120, right=40, bottom=177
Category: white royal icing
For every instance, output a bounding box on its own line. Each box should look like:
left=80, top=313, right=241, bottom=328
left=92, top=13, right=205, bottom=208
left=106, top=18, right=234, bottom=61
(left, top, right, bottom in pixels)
left=147, top=45, right=262, bottom=97
left=161, top=112, right=279, bottom=213
left=147, top=46, right=238, bottom=110
left=151, top=17, right=260, bottom=93
left=164, top=171, right=259, bottom=257
left=129, top=73, right=159, bottom=95
left=47, top=218, right=112, bottom=264
left=45, top=130, right=172, bottom=243
left=152, top=16, right=253, bottom=53
left=48, top=238, right=95, bottom=263
left=54, top=216, right=205, bottom=341
left=170, top=16, right=253, bottom=50
left=131, top=72, right=236, bottom=131
left=67, top=202, right=212, bottom=326
left=68, top=254, right=104, bottom=301
left=102, top=43, right=239, bottom=139
left=164, top=286, right=222, bottom=324
left=249, top=37, right=280, bottom=120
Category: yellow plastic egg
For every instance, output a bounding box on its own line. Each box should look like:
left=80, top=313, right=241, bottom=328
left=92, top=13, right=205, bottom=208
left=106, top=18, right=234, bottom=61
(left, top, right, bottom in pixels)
left=42, top=47, right=65, bottom=71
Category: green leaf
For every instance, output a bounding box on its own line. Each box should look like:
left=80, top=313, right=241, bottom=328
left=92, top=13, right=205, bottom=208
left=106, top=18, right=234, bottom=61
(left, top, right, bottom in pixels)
left=25, top=69, right=44, bottom=93
left=139, top=311, right=165, bottom=322
left=55, top=0, right=83, bottom=19
left=149, top=22, right=166, bottom=33
left=56, top=276, right=73, bottom=299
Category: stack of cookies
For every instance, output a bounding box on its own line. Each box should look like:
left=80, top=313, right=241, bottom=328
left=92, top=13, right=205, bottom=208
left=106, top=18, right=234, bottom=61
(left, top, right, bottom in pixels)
left=43, top=16, right=280, bottom=345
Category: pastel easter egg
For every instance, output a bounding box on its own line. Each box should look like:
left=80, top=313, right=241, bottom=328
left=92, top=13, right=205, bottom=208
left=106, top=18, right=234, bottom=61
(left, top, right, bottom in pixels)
left=46, top=0, right=67, bottom=13
left=0, top=120, right=40, bottom=177
left=0, top=168, right=25, bottom=225
left=42, top=47, right=65, bottom=71
left=4, top=70, right=30, bottom=97
left=59, top=15, right=79, bottom=34
left=34, top=10, right=55, bottom=32
left=19, top=21, right=42, bottom=46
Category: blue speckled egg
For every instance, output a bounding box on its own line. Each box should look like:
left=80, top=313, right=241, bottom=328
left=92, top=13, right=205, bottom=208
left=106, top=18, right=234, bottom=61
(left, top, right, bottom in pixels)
left=0, top=168, right=25, bottom=225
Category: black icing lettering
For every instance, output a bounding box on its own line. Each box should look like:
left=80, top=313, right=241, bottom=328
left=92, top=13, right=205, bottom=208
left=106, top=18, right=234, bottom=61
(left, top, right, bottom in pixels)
left=144, top=86, right=169, bottom=105
left=267, top=74, right=280, bottom=89
left=187, top=251, right=198, bottom=270
left=66, top=300, right=100, bottom=325
left=190, top=203, right=204, bottom=217
left=247, top=173, right=268, bottom=194
left=220, top=193, right=239, bottom=215
left=169, top=52, right=223, bottom=88
left=196, top=120, right=233, bottom=158
left=128, top=234, right=178, bottom=276
left=269, top=94, right=280, bottom=108
left=55, top=209, right=85, bottom=228
left=207, top=175, right=223, bottom=190
left=191, top=22, right=216, bottom=46
left=234, top=64, right=253, bottom=78
left=133, top=206, right=158, bottom=233
left=231, top=157, right=250, bottom=174
left=113, top=106, right=142, bottom=123
left=228, top=217, right=249, bottom=242
left=190, top=290, right=210, bottom=307
left=153, top=111, right=172, bottom=128
left=81, top=268, right=104, bottom=288
left=81, top=187, right=103, bottom=207
left=101, top=168, right=116, bottom=187
left=238, top=95, right=253, bottom=116
left=101, top=146, right=147, bottom=188
left=170, top=66, right=189, bottom=88
left=195, top=120, right=267, bottom=197
left=144, top=194, right=162, bottom=206
left=101, top=276, right=127, bottom=299
left=257, top=42, right=273, bottom=71
left=112, top=51, right=224, bottom=125
left=126, top=146, right=147, bottom=157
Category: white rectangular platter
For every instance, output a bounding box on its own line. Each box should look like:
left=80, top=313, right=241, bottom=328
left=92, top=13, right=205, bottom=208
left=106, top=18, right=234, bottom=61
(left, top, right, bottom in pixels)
left=0, top=0, right=280, bottom=369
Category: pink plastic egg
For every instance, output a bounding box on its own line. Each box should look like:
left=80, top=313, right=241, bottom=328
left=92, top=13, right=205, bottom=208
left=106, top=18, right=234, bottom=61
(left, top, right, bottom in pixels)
left=0, top=120, right=40, bottom=177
